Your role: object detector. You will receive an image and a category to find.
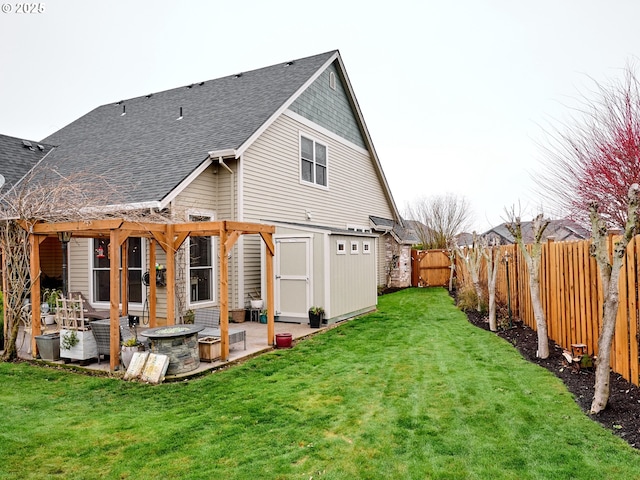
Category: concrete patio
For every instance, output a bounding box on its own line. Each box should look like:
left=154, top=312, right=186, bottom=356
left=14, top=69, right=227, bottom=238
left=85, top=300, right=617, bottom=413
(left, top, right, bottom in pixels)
left=12, top=318, right=328, bottom=380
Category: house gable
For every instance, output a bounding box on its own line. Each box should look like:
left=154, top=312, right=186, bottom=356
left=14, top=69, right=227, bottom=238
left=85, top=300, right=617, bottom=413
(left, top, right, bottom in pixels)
left=289, top=61, right=365, bottom=149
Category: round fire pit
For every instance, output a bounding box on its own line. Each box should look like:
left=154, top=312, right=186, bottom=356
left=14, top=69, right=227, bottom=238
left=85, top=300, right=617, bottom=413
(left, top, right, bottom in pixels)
left=140, top=325, right=204, bottom=375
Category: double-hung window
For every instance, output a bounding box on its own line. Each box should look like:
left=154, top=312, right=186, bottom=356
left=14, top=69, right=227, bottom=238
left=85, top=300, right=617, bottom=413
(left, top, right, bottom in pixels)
left=92, top=237, right=143, bottom=304
left=189, top=214, right=215, bottom=304
left=301, top=135, right=327, bottom=187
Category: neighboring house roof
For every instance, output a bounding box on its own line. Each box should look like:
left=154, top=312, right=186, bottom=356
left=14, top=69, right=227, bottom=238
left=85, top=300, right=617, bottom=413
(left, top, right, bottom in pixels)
left=0, top=134, right=55, bottom=194
left=35, top=50, right=401, bottom=221
left=455, top=232, right=475, bottom=247
left=369, top=216, right=418, bottom=245
left=483, top=219, right=590, bottom=244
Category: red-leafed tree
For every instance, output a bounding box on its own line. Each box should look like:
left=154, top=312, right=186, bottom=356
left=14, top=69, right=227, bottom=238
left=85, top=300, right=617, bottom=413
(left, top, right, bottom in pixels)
left=537, top=64, right=640, bottom=228
left=536, top=63, right=640, bottom=413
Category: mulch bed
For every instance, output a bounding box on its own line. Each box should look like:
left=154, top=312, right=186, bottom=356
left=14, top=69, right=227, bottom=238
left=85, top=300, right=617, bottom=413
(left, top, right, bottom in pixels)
left=460, top=301, right=640, bottom=449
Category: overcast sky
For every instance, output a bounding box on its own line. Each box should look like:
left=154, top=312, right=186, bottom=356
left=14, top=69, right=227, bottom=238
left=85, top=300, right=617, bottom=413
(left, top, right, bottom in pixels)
left=1, top=0, right=639, bottom=231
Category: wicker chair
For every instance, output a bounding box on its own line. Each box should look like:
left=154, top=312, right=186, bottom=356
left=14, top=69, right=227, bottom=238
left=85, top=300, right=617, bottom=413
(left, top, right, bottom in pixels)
left=90, top=317, right=134, bottom=364
left=194, top=308, right=246, bottom=350
left=194, top=308, right=220, bottom=337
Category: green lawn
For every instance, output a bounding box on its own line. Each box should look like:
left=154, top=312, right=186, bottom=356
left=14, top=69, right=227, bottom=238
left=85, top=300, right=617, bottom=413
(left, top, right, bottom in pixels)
left=1, top=288, right=640, bottom=479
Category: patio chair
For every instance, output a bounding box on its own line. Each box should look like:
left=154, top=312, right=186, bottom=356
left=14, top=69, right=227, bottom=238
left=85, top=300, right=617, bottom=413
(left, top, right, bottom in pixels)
left=194, top=308, right=246, bottom=350
left=69, top=291, right=111, bottom=320
left=194, top=307, right=220, bottom=337
left=90, top=316, right=145, bottom=364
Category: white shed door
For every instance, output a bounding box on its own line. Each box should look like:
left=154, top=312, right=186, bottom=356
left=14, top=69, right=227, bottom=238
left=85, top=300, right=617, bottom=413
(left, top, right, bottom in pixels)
left=275, top=237, right=310, bottom=319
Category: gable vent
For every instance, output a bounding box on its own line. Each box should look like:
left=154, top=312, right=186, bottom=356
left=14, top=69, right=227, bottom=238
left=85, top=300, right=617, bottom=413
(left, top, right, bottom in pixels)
left=329, top=71, right=336, bottom=90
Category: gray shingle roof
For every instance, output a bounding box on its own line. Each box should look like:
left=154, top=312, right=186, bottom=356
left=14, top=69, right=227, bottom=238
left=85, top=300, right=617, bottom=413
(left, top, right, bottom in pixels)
left=483, top=219, right=590, bottom=244
left=0, top=134, right=55, bottom=193
left=40, top=51, right=337, bottom=205
left=370, top=215, right=419, bottom=244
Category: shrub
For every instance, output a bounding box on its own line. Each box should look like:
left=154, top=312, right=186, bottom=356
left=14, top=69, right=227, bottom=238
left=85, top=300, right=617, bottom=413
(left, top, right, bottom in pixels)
left=456, top=284, right=487, bottom=314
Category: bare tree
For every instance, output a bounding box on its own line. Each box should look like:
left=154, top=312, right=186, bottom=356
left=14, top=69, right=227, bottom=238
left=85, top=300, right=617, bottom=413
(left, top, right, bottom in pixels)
left=481, top=236, right=500, bottom=332
left=505, top=210, right=550, bottom=359
left=455, top=232, right=483, bottom=312
left=405, top=194, right=473, bottom=249
left=0, top=168, right=167, bottom=361
left=589, top=184, right=639, bottom=414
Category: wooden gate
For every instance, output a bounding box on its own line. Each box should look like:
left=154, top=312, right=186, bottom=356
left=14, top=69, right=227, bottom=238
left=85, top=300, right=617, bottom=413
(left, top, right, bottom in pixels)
left=411, top=249, right=451, bottom=287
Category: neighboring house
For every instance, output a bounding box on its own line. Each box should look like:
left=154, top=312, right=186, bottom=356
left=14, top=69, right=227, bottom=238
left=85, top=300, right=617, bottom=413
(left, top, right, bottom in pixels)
left=0, top=134, right=55, bottom=194
left=483, top=219, right=590, bottom=245
left=19, top=50, right=407, bottom=324
left=0, top=134, right=62, bottom=290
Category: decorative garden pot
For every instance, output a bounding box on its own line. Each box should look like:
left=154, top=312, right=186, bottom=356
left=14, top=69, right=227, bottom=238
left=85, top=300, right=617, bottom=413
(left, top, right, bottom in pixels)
left=275, top=333, right=293, bottom=349
left=308, top=312, right=323, bottom=329
left=35, top=333, right=60, bottom=361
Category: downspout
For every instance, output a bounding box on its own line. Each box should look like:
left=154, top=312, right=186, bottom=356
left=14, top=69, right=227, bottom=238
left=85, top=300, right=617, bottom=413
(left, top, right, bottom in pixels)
left=218, top=157, right=235, bottom=309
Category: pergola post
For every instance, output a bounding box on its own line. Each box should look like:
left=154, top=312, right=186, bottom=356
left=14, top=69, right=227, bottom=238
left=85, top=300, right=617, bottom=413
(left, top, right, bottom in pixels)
left=109, top=230, right=120, bottom=370
left=149, top=238, right=157, bottom=327
left=219, top=223, right=229, bottom=360
left=165, top=224, right=175, bottom=325
left=29, top=234, right=42, bottom=356
left=261, top=232, right=275, bottom=345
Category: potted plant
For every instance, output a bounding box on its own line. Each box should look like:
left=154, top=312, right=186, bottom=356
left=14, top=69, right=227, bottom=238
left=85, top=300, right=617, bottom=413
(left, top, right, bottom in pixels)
left=308, top=306, right=324, bottom=328
left=42, top=288, right=61, bottom=325
left=259, top=309, right=268, bottom=324
left=121, top=337, right=144, bottom=369
left=60, top=325, right=98, bottom=362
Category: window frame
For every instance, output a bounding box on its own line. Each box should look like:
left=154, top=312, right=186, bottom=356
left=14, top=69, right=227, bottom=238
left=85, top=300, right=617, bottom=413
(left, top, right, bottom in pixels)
left=187, top=211, right=216, bottom=307
left=91, top=237, right=144, bottom=306
left=336, top=240, right=346, bottom=255
left=350, top=241, right=359, bottom=255
left=299, top=133, right=329, bottom=189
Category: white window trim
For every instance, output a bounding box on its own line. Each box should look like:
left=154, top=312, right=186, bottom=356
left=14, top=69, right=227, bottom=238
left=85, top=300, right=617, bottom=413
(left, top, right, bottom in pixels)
left=187, top=210, right=217, bottom=308
left=363, top=241, right=371, bottom=254
left=299, top=132, right=329, bottom=190
left=350, top=241, right=359, bottom=255
left=336, top=240, right=346, bottom=255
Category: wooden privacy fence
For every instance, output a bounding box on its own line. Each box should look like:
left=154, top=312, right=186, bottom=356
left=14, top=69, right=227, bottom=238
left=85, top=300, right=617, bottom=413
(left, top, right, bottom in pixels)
left=454, top=236, right=640, bottom=386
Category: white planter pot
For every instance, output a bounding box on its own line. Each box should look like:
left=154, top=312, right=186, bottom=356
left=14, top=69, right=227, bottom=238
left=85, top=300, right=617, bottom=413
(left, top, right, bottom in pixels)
left=250, top=299, right=264, bottom=309
left=60, top=329, right=98, bottom=361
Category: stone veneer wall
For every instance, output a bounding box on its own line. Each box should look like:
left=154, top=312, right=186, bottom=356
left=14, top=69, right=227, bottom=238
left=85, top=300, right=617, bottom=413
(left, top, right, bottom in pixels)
left=383, top=237, right=411, bottom=288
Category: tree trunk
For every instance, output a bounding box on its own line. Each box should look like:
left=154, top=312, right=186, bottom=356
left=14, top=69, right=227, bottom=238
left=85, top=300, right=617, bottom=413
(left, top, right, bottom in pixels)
left=590, top=239, right=626, bottom=414
left=483, top=243, right=500, bottom=332
left=528, top=265, right=549, bottom=358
